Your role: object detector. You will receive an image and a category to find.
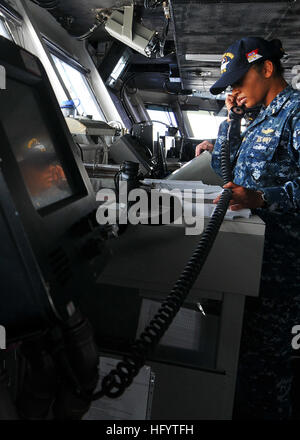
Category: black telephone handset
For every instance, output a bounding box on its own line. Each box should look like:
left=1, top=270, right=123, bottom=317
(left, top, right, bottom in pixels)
left=229, top=105, right=246, bottom=120
left=226, top=105, right=246, bottom=145
left=229, top=104, right=261, bottom=121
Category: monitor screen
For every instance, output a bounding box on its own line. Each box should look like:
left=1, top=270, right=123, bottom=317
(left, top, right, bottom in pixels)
left=0, top=78, right=73, bottom=210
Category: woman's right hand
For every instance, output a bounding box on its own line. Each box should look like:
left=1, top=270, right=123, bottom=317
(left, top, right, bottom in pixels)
left=225, top=94, right=245, bottom=120
left=225, top=94, right=238, bottom=113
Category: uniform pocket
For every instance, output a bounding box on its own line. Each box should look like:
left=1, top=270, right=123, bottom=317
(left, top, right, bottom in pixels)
left=248, top=135, right=279, bottom=160
left=248, top=136, right=279, bottom=182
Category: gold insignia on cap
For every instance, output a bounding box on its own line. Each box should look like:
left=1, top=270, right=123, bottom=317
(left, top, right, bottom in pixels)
left=221, top=52, right=234, bottom=74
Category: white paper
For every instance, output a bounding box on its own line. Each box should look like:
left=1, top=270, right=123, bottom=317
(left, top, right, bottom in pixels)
left=204, top=203, right=251, bottom=220
left=136, top=298, right=202, bottom=351
left=141, top=178, right=222, bottom=194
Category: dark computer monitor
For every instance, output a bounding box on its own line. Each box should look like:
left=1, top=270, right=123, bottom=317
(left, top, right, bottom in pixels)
left=0, top=77, right=75, bottom=210
left=0, top=37, right=100, bottom=339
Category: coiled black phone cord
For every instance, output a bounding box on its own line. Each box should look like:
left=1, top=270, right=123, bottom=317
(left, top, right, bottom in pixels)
left=92, top=122, right=235, bottom=400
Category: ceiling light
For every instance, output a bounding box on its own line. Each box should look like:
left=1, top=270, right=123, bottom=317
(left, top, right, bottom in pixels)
left=185, top=54, right=222, bottom=62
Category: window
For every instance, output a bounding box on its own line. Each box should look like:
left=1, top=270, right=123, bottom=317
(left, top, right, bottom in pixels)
left=146, top=107, right=178, bottom=138
left=0, top=1, right=23, bottom=42
left=0, top=16, right=12, bottom=40
left=183, top=110, right=226, bottom=139
left=51, top=54, right=105, bottom=121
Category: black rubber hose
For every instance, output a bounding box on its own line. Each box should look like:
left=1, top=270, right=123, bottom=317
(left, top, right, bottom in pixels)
left=92, top=123, right=234, bottom=400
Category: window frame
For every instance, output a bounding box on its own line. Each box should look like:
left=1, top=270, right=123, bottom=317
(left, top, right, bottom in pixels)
left=43, top=37, right=106, bottom=121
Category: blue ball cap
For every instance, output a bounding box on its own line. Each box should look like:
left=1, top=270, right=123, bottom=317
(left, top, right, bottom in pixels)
left=210, top=37, right=285, bottom=95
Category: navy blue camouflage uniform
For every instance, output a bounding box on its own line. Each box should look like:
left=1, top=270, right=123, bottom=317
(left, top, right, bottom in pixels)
left=212, top=85, right=300, bottom=419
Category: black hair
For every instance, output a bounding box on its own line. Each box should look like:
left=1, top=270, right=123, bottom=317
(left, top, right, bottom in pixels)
left=252, top=57, right=284, bottom=77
